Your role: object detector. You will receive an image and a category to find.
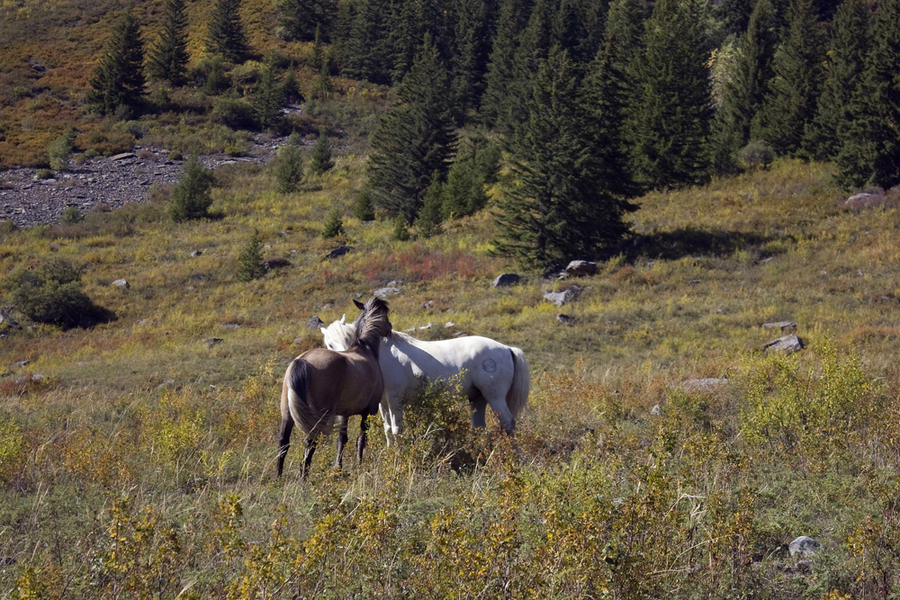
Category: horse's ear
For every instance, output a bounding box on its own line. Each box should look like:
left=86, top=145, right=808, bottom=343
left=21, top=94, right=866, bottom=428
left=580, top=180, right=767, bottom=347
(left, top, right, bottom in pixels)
left=320, top=327, right=328, bottom=336
left=340, top=314, right=346, bottom=324
left=353, top=299, right=365, bottom=310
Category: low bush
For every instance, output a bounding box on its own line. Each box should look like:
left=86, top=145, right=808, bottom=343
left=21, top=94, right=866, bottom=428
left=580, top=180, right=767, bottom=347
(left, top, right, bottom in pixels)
left=3, top=257, right=112, bottom=328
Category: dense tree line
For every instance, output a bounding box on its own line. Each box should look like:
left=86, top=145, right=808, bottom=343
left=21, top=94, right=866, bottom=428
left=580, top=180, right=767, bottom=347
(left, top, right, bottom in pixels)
left=86, top=0, right=900, bottom=265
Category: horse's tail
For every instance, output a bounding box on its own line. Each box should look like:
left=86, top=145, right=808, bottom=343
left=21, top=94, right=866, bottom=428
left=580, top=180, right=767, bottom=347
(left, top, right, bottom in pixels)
left=285, top=358, right=333, bottom=436
left=506, top=347, right=530, bottom=421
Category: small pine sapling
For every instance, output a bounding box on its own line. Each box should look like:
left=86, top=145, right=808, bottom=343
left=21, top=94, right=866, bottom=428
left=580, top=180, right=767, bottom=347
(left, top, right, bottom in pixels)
left=322, top=207, right=345, bottom=239
left=237, top=230, right=267, bottom=282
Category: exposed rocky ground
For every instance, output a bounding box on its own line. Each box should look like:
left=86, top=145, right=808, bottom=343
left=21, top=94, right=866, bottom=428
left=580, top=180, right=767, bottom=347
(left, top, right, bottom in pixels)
left=0, top=135, right=288, bottom=228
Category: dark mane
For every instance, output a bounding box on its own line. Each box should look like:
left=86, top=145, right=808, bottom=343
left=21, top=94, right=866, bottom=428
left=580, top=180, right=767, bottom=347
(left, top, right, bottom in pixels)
left=352, top=297, right=391, bottom=356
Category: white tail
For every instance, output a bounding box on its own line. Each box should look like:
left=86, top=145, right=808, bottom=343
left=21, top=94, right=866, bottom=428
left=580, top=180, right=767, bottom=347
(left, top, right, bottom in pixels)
left=506, top=347, right=530, bottom=420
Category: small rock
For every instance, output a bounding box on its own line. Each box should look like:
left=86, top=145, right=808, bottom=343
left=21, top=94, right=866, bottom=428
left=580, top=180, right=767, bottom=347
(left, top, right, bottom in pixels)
left=307, top=316, right=325, bottom=330
left=205, top=338, right=224, bottom=348
left=762, top=321, right=796, bottom=331
left=444, top=321, right=455, bottom=328
left=422, top=301, right=434, bottom=310
left=650, top=404, right=662, bottom=416
left=264, top=257, right=291, bottom=270
left=110, top=152, right=136, bottom=161
left=543, top=285, right=583, bottom=307
left=190, top=250, right=203, bottom=257
left=789, top=536, right=820, bottom=558
left=764, top=335, right=803, bottom=354
left=565, top=260, right=598, bottom=277
left=374, top=287, right=401, bottom=298
left=111, top=279, right=130, bottom=289
left=220, top=323, right=241, bottom=329
left=557, top=314, right=576, bottom=325
left=11, top=360, right=30, bottom=369
left=492, top=273, right=521, bottom=287
left=324, top=245, right=354, bottom=259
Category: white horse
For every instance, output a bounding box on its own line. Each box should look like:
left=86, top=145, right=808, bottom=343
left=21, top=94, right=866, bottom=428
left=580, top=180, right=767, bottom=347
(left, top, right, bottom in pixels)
left=321, top=312, right=530, bottom=444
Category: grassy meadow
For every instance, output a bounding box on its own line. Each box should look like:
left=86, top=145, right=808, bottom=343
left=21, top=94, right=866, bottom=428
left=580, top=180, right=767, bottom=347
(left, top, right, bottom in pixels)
left=2, top=156, right=900, bottom=599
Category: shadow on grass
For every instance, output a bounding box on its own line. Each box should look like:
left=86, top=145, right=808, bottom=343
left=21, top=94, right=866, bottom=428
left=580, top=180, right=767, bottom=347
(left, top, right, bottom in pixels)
left=622, top=227, right=787, bottom=261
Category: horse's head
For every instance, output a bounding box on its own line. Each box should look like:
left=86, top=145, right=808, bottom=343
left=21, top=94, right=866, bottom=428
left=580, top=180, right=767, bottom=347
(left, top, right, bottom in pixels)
left=321, top=316, right=356, bottom=351
left=354, top=297, right=392, bottom=347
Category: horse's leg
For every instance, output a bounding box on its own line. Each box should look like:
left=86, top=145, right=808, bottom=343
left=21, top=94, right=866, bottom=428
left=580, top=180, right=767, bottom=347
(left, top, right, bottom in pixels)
left=378, top=403, right=393, bottom=446
left=334, top=416, right=348, bottom=470
left=383, top=391, right=403, bottom=446
left=356, top=415, right=368, bottom=464
left=470, top=393, right=488, bottom=429
left=301, top=435, right=317, bottom=479
left=484, top=392, right=516, bottom=434
left=276, top=417, right=294, bottom=478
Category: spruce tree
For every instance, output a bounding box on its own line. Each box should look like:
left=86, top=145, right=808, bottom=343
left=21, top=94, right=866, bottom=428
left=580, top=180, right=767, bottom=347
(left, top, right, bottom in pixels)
left=632, top=0, right=714, bottom=188
left=251, top=58, right=284, bottom=131
left=582, top=35, right=641, bottom=201
left=417, top=172, right=445, bottom=238
left=147, top=0, right=190, bottom=86
left=480, top=0, right=532, bottom=128
left=87, top=10, right=146, bottom=116
left=206, top=0, right=249, bottom=64
left=494, top=47, right=636, bottom=266
left=277, top=0, right=336, bottom=42
left=500, top=0, right=556, bottom=135
left=169, top=156, right=215, bottom=222
left=237, top=230, right=267, bottom=282
left=753, top=0, right=826, bottom=156
left=441, top=133, right=500, bottom=219
left=367, top=34, right=457, bottom=223
left=274, top=136, right=304, bottom=194
left=338, top=0, right=392, bottom=84
left=834, top=0, right=900, bottom=189
left=714, top=0, right=778, bottom=163
left=309, top=134, right=335, bottom=175
left=322, top=207, right=345, bottom=238
left=804, top=0, right=869, bottom=159
left=450, top=0, right=493, bottom=122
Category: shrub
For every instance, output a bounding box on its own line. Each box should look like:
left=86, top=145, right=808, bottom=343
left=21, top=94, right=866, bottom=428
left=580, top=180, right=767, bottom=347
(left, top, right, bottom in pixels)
left=168, top=156, right=214, bottom=222
left=3, top=258, right=112, bottom=328
left=35, top=168, right=55, bottom=180
left=59, top=206, right=82, bottom=224
left=211, top=97, right=257, bottom=130
left=739, top=140, right=775, bottom=170
left=48, top=129, right=76, bottom=171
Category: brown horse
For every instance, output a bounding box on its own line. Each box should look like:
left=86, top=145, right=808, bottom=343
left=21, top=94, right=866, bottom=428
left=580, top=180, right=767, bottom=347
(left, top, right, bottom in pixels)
left=276, top=297, right=391, bottom=479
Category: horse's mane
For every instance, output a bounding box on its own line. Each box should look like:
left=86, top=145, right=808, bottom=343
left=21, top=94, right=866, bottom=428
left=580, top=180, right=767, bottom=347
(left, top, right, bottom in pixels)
left=352, top=297, right=391, bottom=353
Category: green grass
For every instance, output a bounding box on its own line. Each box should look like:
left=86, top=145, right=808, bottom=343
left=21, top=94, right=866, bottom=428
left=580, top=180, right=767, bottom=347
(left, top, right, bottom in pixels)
left=2, top=158, right=900, bottom=598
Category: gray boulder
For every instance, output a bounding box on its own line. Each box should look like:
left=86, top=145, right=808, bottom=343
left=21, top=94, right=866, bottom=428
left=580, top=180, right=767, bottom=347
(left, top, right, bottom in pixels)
left=765, top=335, right=803, bottom=354
left=112, top=279, right=130, bottom=289
left=307, top=315, right=325, bottom=330
left=374, top=287, right=401, bottom=298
